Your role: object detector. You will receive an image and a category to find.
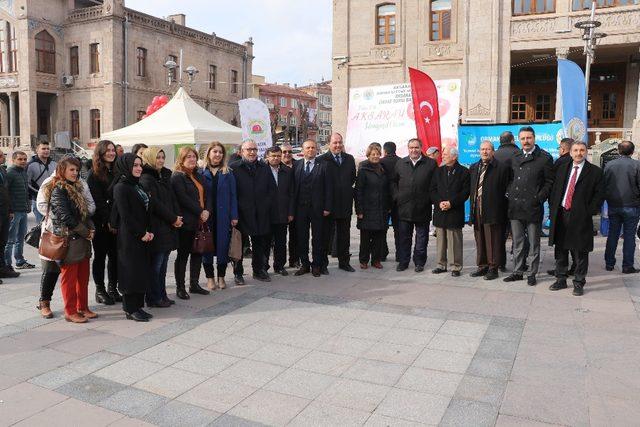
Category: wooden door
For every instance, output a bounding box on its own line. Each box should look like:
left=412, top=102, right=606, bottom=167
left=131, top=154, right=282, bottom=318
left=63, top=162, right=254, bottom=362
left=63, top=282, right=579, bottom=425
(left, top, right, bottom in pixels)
left=588, top=84, right=625, bottom=144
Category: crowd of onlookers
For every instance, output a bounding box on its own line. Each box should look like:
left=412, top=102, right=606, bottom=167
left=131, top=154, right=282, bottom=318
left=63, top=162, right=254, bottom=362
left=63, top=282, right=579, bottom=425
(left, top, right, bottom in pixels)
left=0, top=128, right=638, bottom=323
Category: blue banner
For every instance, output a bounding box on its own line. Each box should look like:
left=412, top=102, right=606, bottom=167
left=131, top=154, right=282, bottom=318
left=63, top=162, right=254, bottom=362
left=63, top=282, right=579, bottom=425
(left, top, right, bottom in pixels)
left=558, top=59, right=588, bottom=143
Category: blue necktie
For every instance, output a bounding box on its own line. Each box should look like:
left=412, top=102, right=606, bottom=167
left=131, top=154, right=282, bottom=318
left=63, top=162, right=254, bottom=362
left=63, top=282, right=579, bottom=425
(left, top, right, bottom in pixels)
left=335, top=154, right=341, bottom=165
left=305, top=161, right=311, bottom=175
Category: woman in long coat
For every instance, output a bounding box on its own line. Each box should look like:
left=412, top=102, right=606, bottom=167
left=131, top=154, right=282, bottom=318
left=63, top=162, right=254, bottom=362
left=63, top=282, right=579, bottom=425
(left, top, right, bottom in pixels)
left=140, top=147, right=181, bottom=307
left=355, top=143, right=391, bottom=269
left=201, top=142, right=238, bottom=290
left=112, top=153, right=154, bottom=322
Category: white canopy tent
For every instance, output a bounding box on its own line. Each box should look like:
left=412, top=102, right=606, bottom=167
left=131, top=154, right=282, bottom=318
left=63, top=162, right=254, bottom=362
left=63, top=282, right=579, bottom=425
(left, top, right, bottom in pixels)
left=102, top=87, right=243, bottom=164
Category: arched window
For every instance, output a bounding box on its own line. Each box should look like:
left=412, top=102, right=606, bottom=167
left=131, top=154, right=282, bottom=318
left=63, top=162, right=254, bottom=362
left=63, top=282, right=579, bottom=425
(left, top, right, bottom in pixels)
left=376, top=4, right=396, bottom=45
left=431, top=0, right=451, bottom=41
left=35, top=30, right=55, bottom=74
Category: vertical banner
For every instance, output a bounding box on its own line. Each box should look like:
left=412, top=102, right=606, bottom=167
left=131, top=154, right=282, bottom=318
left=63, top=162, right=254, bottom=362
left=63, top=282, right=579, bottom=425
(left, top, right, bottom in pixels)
left=409, top=68, right=442, bottom=156
left=238, top=98, right=273, bottom=158
left=557, top=59, right=588, bottom=142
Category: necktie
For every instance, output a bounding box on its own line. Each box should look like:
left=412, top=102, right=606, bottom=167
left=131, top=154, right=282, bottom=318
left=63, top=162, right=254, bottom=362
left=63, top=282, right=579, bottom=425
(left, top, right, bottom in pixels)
left=476, top=163, right=487, bottom=218
left=563, top=166, right=579, bottom=210
left=305, top=161, right=311, bottom=175
left=335, top=154, right=341, bottom=165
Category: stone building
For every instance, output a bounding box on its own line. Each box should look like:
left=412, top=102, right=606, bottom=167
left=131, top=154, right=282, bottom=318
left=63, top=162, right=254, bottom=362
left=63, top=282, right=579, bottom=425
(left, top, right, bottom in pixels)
left=333, top=0, right=640, bottom=145
left=299, top=80, right=332, bottom=144
left=258, top=82, right=317, bottom=144
left=0, top=0, right=253, bottom=151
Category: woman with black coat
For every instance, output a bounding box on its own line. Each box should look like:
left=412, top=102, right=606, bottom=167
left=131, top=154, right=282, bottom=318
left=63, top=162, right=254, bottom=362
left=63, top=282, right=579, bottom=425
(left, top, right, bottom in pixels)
left=171, top=146, right=212, bottom=300
left=112, top=154, right=154, bottom=322
left=356, top=144, right=391, bottom=269
left=140, top=147, right=182, bottom=307
left=87, top=140, right=120, bottom=305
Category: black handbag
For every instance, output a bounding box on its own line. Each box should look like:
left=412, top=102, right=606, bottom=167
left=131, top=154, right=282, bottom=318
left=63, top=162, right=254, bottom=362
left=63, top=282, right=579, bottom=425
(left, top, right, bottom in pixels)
left=25, top=224, right=42, bottom=248
left=192, top=221, right=214, bottom=254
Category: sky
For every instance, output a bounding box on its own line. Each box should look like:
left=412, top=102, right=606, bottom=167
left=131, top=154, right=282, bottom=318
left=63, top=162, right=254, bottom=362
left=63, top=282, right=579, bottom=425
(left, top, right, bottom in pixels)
left=126, top=0, right=333, bottom=87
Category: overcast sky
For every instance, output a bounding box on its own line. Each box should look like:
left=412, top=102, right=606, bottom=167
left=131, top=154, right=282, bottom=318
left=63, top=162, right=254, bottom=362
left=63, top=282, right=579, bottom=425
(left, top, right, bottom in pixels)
left=126, top=0, right=333, bottom=86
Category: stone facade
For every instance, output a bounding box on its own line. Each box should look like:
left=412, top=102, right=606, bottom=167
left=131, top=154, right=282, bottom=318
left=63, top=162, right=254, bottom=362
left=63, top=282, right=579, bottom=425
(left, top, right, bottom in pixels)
left=0, top=0, right=253, bottom=149
left=333, top=0, right=640, bottom=144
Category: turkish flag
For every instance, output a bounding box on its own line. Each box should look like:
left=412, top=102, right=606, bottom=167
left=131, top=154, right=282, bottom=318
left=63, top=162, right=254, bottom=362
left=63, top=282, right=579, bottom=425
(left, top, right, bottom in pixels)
left=409, top=67, right=441, bottom=157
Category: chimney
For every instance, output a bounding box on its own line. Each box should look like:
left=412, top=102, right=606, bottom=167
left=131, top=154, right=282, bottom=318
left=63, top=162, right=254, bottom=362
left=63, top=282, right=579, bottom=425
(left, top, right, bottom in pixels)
left=283, top=83, right=290, bottom=87
left=167, top=14, right=186, bottom=26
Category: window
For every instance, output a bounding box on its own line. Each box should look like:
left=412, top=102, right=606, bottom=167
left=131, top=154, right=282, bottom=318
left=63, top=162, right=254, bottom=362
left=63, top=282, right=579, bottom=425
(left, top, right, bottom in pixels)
left=511, top=95, right=528, bottom=122
left=280, top=97, right=287, bottom=107
left=573, top=0, right=638, bottom=10
left=70, top=110, right=80, bottom=140
left=168, top=55, right=177, bottom=82
left=90, top=109, right=101, bottom=139
left=89, top=43, right=100, bottom=73
left=231, top=69, right=238, bottom=93
left=291, top=98, right=298, bottom=108
left=136, top=47, right=146, bottom=77
left=376, top=4, right=396, bottom=44
left=9, top=25, right=17, bottom=72
left=602, top=93, right=617, bottom=119
left=137, top=110, right=146, bottom=121
left=431, top=1, right=451, bottom=41
left=70, top=46, right=79, bottom=76
left=535, top=94, right=552, bottom=121
left=35, top=30, right=56, bottom=74
left=290, top=115, right=297, bottom=126
left=208, top=65, right=217, bottom=90
left=513, top=0, right=555, bottom=15
left=320, top=94, right=332, bottom=106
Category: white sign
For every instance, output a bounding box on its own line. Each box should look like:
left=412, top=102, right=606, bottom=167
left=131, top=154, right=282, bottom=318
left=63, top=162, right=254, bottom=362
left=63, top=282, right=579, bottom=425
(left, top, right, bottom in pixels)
left=345, top=80, right=461, bottom=159
left=238, top=98, right=273, bottom=158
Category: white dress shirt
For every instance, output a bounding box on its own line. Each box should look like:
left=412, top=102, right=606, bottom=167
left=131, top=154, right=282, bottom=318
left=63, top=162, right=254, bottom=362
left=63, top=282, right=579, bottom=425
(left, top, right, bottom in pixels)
left=304, top=159, right=315, bottom=172
left=270, top=165, right=279, bottom=185
left=562, top=161, right=585, bottom=209
left=410, top=156, right=422, bottom=167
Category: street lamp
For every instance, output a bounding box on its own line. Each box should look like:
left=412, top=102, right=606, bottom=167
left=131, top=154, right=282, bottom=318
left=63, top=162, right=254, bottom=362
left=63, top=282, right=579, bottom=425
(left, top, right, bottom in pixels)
left=163, top=59, right=178, bottom=87
left=184, top=65, right=199, bottom=92
left=574, top=2, right=607, bottom=97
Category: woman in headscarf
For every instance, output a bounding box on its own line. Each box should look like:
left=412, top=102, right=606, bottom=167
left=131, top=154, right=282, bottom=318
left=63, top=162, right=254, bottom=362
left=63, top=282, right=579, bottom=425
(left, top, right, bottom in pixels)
left=171, top=146, right=211, bottom=299
left=140, top=147, right=181, bottom=307
left=112, top=153, right=154, bottom=322
left=201, top=142, right=238, bottom=291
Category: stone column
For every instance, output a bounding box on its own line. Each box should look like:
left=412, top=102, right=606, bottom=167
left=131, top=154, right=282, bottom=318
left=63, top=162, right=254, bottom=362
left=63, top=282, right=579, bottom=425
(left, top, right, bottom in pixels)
left=555, top=47, right=570, bottom=121
left=0, top=20, right=8, bottom=72
left=8, top=92, right=15, bottom=138
left=633, top=47, right=640, bottom=144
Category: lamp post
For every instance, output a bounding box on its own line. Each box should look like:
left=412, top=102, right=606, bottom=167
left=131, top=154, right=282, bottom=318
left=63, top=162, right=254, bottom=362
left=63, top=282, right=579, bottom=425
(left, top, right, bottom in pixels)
left=574, top=2, right=607, bottom=97
left=184, top=65, right=199, bottom=93
left=163, top=59, right=177, bottom=87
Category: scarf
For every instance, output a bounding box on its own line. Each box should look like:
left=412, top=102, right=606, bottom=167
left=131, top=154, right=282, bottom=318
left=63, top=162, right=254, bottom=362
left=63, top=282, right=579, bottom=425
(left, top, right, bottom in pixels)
left=116, top=153, right=149, bottom=209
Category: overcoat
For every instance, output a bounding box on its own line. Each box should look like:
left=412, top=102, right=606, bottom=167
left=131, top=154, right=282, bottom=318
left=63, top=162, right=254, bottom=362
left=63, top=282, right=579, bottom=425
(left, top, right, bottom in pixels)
left=355, top=163, right=390, bottom=231
left=507, top=145, right=554, bottom=223
left=202, top=167, right=239, bottom=264
left=469, top=158, right=511, bottom=225
left=139, top=165, right=179, bottom=253
left=230, top=159, right=275, bottom=236
left=391, top=156, right=438, bottom=223
left=318, top=151, right=356, bottom=218
left=430, top=162, right=470, bottom=229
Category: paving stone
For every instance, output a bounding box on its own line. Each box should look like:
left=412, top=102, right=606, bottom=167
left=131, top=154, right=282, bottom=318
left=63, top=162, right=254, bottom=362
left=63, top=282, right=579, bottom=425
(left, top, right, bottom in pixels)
left=495, top=414, right=564, bottom=426
left=98, top=387, right=168, bottom=418
left=413, top=348, right=474, bottom=373
left=177, top=376, right=257, bottom=413
left=133, top=366, right=207, bottom=398
left=484, top=324, right=524, bottom=342
left=427, top=333, right=482, bottom=354
left=263, top=368, right=336, bottom=399
left=0, top=382, right=68, bottom=426
left=379, top=327, right=435, bottom=347
left=298, top=317, right=349, bottom=335
left=209, top=414, right=268, bottom=427
left=374, top=387, right=450, bottom=425
left=29, top=366, right=85, bottom=389
left=168, top=328, right=229, bottom=349
left=362, top=341, right=423, bottom=365
left=235, top=322, right=295, bottom=341
left=134, top=341, right=199, bottom=365
left=206, top=334, right=267, bottom=358
left=316, top=334, right=376, bottom=357
left=396, top=366, right=463, bottom=397
left=228, top=389, right=310, bottom=426
left=13, top=397, right=124, bottom=427
left=364, top=414, right=425, bottom=426
left=466, top=356, right=513, bottom=381
left=172, top=349, right=239, bottom=376
left=455, top=375, right=507, bottom=407
left=0, top=324, right=22, bottom=338
left=56, top=374, right=126, bottom=405
left=289, top=401, right=370, bottom=426
left=341, top=358, right=407, bottom=386
left=293, top=350, right=357, bottom=376
left=94, top=357, right=164, bottom=385
left=247, top=342, right=311, bottom=367
left=0, top=347, right=77, bottom=381
left=272, top=327, right=331, bottom=349
left=356, top=310, right=404, bottom=327
left=439, top=320, right=489, bottom=338
left=217, top=358, right=285, bottom=388
left=143, top=399, right=221, bottom=427
left=317, top=378, right=390, bottom=412
left=490, top=316, right=527, bottom=329
left=440, top=398, right=498, bottom=427
left=339, top=321, right=391, bottom=340
left=447, top=312, right=493, bottom=324
left=67, top=351, right=124, bottom=374
left=395, top=315, right=445, bottom=332
left=476, top=337, right=520, bottom=360
left=107, top=416, right=156, bottom=426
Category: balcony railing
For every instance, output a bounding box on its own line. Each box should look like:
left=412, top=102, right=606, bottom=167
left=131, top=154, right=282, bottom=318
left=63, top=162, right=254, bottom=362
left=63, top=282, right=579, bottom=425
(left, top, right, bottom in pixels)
left=588, top=127, right=632, bottom=144
left=0, top=136, right=22, bottom=149
left=67, top=5, right=103, bottom=22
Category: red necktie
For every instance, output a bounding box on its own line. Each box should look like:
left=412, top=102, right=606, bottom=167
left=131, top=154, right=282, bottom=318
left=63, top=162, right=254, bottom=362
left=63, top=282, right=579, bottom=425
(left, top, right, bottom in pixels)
left=564, top=166, right=579, bottom=210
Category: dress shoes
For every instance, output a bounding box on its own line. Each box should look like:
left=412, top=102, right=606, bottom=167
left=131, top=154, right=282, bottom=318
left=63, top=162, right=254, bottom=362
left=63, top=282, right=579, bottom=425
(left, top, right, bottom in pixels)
left=546, top=269, right=556, bottom=276
left=126, top=311, right=149, bottom=322
left=431, top=267, right=447, bottom=274
left=234, top=275, right=246, bottom=286
left=321, top=267, right=329, bottom=275
left=605, top=265, right=614, bottom=271
left=470, top=268, right=488, bottom=277
left=396, top=264, right=408, bottom=272
left=189, top=284, right=210, bottom=295
left=275, top=268, right=289, bottom=276
left=339, top=264, right=355, bottom=272
left=138, top=309, right=153, bottom=319
left=572, top=284, right=584, bottom=296
left=415, top=265, right=424, bottom=273
left=176, top=287, right=190, bottom=300
left=622, top=267, right=640, bottom=274
left=148, top=300, right=171, bottom=308
left=294, top=266, right=310, bottom=276
left=451, top=271, right=460, bottom=277
left=253, top=271, right=271, bottom=282
left=371, top=262, right=383, bottom=269
left=498, top=266, right=507, bottom=273
left=312, top=267, right=321, bottom=277
left=360, top=263, right=368, bottom=270
left=549, top=280, right=568, bottom=291
left=503, top=273, right=523, bottom=282
left=484, top=269, right=499, bottom=280
left=0, top=266, right=20, bottom=278
left=527, top=275, right=537, bottom=286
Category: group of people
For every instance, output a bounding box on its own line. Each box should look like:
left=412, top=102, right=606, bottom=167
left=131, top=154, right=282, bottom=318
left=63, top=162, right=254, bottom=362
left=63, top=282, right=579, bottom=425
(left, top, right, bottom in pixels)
left=0, top=128, right=637, bottom=323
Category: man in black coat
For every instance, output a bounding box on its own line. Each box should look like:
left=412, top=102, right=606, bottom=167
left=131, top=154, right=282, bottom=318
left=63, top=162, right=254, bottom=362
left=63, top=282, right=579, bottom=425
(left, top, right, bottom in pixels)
left=430, top=147, right=470, bottom=277
left=294, top=139, right=332, bottom=277
left=381, top=141, right=401, bottom=261
left=317, top=132, right=356, bottom=273
left=504, top=126, right=554, bottom=286
left=263, top=146, right=294, bottom=276
left=548, top=141, right=603, bottom=296
left=469, top=141, right=511, bottom=280
left=281, top=144, right=299, bottom=268
left=494, top=131, right=520, bottom=271
left=391, top=138, right=438, bottom=272
left=230, top=140, right=276, bottom=283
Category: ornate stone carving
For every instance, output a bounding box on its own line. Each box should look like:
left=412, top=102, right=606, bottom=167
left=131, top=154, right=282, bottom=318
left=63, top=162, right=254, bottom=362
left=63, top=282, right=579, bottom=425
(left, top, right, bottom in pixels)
left=0, top=76, right=18, bottom=88
left=0, top=0, right=14, bottom=16
left=468, top=103, right=491, bottom=116
left=511, top=17, right=556, bottom=36
left=428, top=44, right=453, bottom=57
left=576, top=10, right=640, bottom=30
left=371, top=47, right=397, bottom=60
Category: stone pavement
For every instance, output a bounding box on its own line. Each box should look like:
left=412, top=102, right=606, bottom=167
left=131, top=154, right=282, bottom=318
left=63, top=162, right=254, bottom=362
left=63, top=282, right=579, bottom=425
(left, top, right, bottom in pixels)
left=1, top=219, right=640, bottom=426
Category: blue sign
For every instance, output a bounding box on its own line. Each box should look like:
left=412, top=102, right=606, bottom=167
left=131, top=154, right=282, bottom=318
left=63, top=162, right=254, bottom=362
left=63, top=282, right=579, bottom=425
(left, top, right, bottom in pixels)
left=558, top=59, right=588, bottom=143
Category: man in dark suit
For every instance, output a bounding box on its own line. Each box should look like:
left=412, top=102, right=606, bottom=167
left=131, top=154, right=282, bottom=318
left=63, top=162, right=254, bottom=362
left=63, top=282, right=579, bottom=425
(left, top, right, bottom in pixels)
left=494, top=130, right=519, bottom=271
left=318, top=132, right=356, bottom=273
left=469, top=141, right=511, bottom=280
left=230, top=140, right=276, bottom=283
left=430, top=146, right=470, bottom=277
left=264, top=146, right=294, bottom=276
left=548, top=141, right=603, bottom=296
left=391, top=138, right=438, bottom=272
left=281, top=144, right=299, bottom=268
left=381, top=141, right=401, bottom=261
left=294, top=139, right=332, bottom=277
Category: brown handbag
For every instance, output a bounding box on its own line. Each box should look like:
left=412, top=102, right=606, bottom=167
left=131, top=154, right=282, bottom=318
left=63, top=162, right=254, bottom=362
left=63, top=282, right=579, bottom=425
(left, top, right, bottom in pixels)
left=228, top=226, right=242, bottom=262
left=38, top=229, right=69, bottom=261
left=192, top=221, right=214, bottom=254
